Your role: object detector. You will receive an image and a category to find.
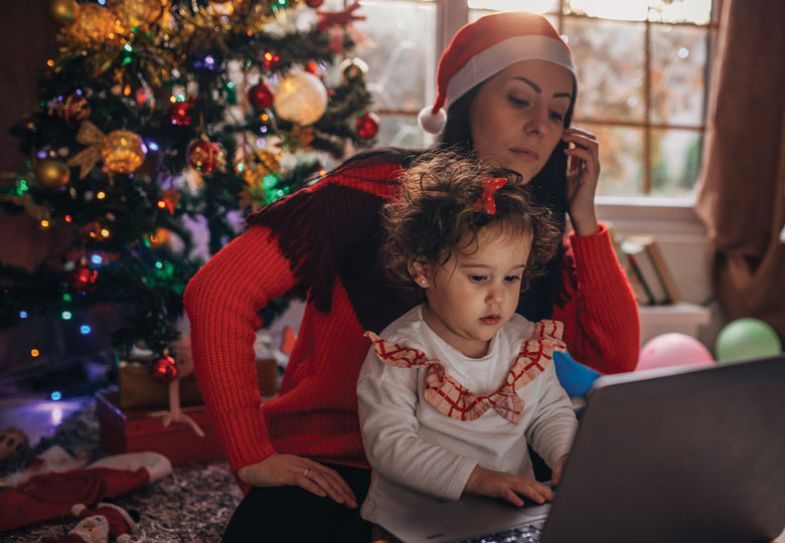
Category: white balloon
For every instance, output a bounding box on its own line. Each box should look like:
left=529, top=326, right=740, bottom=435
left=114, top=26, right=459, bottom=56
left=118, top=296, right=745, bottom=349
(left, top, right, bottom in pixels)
left=273, top=70, right=328, bottom=126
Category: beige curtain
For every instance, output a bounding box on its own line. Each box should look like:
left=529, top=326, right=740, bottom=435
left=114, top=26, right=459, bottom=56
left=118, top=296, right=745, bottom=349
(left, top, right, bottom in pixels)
left=696, top=0, right=785, bottom=338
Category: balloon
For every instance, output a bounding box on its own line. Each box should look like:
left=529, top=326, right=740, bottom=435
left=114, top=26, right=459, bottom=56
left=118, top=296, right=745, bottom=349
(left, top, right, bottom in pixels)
left=637, top=333, right=714, bottom=371
left=554, top=351, right=600, bottom=397
left=715, top=318, right=782, bottom=363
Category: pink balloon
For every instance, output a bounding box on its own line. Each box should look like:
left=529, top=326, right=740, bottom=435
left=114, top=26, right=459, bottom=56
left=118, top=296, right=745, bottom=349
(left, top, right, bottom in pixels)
left=637, top=333, right=715, bottom=371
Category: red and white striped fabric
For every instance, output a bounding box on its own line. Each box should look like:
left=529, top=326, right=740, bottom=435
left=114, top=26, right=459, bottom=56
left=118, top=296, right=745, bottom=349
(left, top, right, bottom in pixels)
left=365, top=320, right=566, bottom=424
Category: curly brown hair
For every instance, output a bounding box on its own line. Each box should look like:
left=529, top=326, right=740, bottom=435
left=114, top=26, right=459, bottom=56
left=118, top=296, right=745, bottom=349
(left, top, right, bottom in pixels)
left=380, top=149, right=562, bottom=292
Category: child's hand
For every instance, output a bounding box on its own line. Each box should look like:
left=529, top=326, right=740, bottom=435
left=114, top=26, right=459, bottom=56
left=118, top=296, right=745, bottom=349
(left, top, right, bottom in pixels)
left=237, top=454, right=358, bottom=508
left=464, top=465, right=554, bottom=507
left=551, top=454, right=569, bottom=486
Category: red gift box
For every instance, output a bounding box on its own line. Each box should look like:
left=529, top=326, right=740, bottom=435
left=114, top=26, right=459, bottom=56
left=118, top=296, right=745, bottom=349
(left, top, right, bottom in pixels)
left=95, top=388, right=226, bottom=466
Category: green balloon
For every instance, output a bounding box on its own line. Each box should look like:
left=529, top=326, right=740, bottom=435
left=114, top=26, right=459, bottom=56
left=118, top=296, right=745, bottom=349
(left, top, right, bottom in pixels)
left=715, top=318, right=783, bottom=362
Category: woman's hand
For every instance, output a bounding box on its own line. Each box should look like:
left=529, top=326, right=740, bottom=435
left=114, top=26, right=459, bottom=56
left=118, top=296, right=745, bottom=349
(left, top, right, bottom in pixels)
left=237, top=454, right=358, bottom=508
left=562, top=127, right=600, bottom=236
left=464, top=465, right=554, bottom=507
left=551, top=454, right=569, bottom=487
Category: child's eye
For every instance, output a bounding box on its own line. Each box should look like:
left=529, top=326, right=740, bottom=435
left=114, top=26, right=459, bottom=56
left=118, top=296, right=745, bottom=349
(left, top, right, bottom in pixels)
left=550, top=110, right=565, bottom=122
left=469, top=274, right=489, bottom=283
left=504, top=275, right=522, bottom=283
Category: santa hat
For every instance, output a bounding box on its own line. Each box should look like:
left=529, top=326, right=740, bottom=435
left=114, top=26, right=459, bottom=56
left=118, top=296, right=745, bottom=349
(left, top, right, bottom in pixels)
left=418, top=12, right=575, bottom=135
left=72, top=502, right=139, bottom=543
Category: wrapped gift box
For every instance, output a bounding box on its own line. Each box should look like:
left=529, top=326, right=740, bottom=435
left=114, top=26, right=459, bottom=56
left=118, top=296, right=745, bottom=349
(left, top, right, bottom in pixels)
left=117, top=358, right=279, bottom=409
left=96, top=388, right=225, bottom=466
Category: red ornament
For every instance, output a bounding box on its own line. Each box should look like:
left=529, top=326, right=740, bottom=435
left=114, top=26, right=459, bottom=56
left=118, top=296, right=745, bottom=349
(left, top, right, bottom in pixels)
left=168, top=101, right=194, bottom=127
left=355, top=112, right=380, bottom=139
left=261, top=51, right=281, bottom=71
left=149, top=355, right=178, bottom=384
left=187, top=139, right=222, bottom=174
left=306, top=0, right=325, bottom=8
left=57, top=94, right=91, bottom=123
left=305, top=60, right=319, bottom=75
left=248, top=82, right=274, bottom=110
left=70, top=264, right=99, bottom=293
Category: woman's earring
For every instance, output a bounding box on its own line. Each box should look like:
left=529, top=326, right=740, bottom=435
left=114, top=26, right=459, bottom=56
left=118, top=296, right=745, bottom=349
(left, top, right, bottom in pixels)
left=416, top=278, right=428, bottom=287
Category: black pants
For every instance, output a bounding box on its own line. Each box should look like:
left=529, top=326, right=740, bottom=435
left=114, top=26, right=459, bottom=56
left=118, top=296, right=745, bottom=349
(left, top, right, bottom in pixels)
left=222, top=464, right=372, bottom=543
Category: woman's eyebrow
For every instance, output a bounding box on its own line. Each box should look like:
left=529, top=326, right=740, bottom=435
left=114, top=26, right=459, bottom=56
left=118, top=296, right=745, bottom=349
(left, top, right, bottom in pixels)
left=513, top=76, right=572, bottom=100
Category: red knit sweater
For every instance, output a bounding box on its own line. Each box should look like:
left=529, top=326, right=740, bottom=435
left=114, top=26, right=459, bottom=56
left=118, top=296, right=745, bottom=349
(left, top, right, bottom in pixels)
left=184, top=159, right=640, bottom=472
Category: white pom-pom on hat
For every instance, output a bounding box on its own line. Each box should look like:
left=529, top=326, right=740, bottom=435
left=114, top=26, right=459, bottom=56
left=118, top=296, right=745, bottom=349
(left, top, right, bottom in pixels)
left=418, top=106, right=447, bottom=135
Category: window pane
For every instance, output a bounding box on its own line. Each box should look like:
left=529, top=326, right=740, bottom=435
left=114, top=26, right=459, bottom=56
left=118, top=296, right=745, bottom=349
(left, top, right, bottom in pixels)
left=648, top=0, right=712, bottom=24
left=650, top=129, right=703, bottom=196
left=375, top=114, right=431, bottom=148
left=650, top=25, right=708, bottom=126
left=469, top=0, right=558, bottom=13
left=565, top=0, right=648, bottom=21
left=587, top=124, right=645, bottom=196
left=326, top=0, right=436, bottom=113
left=564, top=18, right=646, bottom=122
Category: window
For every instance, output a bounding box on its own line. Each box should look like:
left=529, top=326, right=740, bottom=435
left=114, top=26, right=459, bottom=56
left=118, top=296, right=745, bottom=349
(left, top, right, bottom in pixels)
left=334, top=0, right=718, bottom=199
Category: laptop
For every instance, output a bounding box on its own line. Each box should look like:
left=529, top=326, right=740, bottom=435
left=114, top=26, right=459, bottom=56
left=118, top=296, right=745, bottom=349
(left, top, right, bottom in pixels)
left=378, top=355, right=785, bottom=543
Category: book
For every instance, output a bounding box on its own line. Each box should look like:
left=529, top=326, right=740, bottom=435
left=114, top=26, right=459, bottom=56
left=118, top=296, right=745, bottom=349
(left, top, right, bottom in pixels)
left=645, top=240, right=682, bottom=304
left=624, top=251, right=654, bottom=305
left=620, top=236, right=670, bottom=305
left=606, top=224, right=652, bottom=306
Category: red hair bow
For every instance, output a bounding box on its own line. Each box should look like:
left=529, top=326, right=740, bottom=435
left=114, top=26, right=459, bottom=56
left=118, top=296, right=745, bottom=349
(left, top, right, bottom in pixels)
left=472, top=177, right=508, bottom=215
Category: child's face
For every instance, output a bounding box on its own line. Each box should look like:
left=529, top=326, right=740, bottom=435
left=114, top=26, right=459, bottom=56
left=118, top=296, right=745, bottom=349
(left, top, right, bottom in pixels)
left=413, top=224, right=532, bottom=358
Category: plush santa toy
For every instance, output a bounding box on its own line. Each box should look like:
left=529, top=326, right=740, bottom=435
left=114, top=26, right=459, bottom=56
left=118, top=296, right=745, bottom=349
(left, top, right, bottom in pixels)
left=40, top=502, right=139, bottom=543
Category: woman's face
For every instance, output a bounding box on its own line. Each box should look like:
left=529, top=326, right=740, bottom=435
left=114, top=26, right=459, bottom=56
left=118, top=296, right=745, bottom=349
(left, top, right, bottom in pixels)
left=469, top=59, right=574, bottom=183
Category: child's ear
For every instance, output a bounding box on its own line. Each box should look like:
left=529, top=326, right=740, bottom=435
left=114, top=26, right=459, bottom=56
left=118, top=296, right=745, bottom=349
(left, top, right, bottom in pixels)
left=408, top=261, right=431, bottom=288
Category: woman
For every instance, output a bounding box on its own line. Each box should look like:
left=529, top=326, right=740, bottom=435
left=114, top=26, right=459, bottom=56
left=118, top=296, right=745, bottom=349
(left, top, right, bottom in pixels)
left=184, top=11, right=639, bottom=542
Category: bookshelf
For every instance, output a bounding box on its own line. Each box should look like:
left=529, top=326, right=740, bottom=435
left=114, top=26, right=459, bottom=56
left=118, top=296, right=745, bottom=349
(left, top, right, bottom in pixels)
left=638, top=302, right=711, bottom=346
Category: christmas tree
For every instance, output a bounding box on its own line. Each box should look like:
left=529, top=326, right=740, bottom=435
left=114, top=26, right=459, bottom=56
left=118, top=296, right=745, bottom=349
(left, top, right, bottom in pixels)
left=0, top=0, right=378, bottom=381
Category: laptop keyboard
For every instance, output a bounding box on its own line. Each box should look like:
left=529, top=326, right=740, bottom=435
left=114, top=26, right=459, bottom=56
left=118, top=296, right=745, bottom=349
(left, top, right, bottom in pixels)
left=453, top=520, right=545, bottom=543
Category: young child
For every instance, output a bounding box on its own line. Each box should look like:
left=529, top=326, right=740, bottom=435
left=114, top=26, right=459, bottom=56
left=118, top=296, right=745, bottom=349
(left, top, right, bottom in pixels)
left=357, top=151, right=579, bottom=524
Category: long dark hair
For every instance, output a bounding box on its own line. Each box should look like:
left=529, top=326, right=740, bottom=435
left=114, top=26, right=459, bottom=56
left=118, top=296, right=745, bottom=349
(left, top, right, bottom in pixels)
left=439, top=81, right=578, bottom=319
left=313, top=76, right=577, bottom=321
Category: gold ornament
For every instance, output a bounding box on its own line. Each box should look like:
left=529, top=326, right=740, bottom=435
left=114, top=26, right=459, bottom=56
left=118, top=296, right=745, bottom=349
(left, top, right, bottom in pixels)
left=109, top=0, right=165, bottom=31
left=34, top=159, right=71, bottom=188
left=273, top=70, right=328, bottom=126
left=102, top=130, right=147, bottom=174
left=64, top=4, right=124, bottom=47
left=68, top=121, right=146, bottom=178
left=50, top=0, right=80, bottom=25
left=148, top=227, right=171, bottom=248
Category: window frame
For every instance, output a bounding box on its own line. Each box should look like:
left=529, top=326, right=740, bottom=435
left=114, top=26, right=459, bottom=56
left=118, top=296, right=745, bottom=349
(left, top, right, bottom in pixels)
left=370, top=0, right=719, bottom=221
